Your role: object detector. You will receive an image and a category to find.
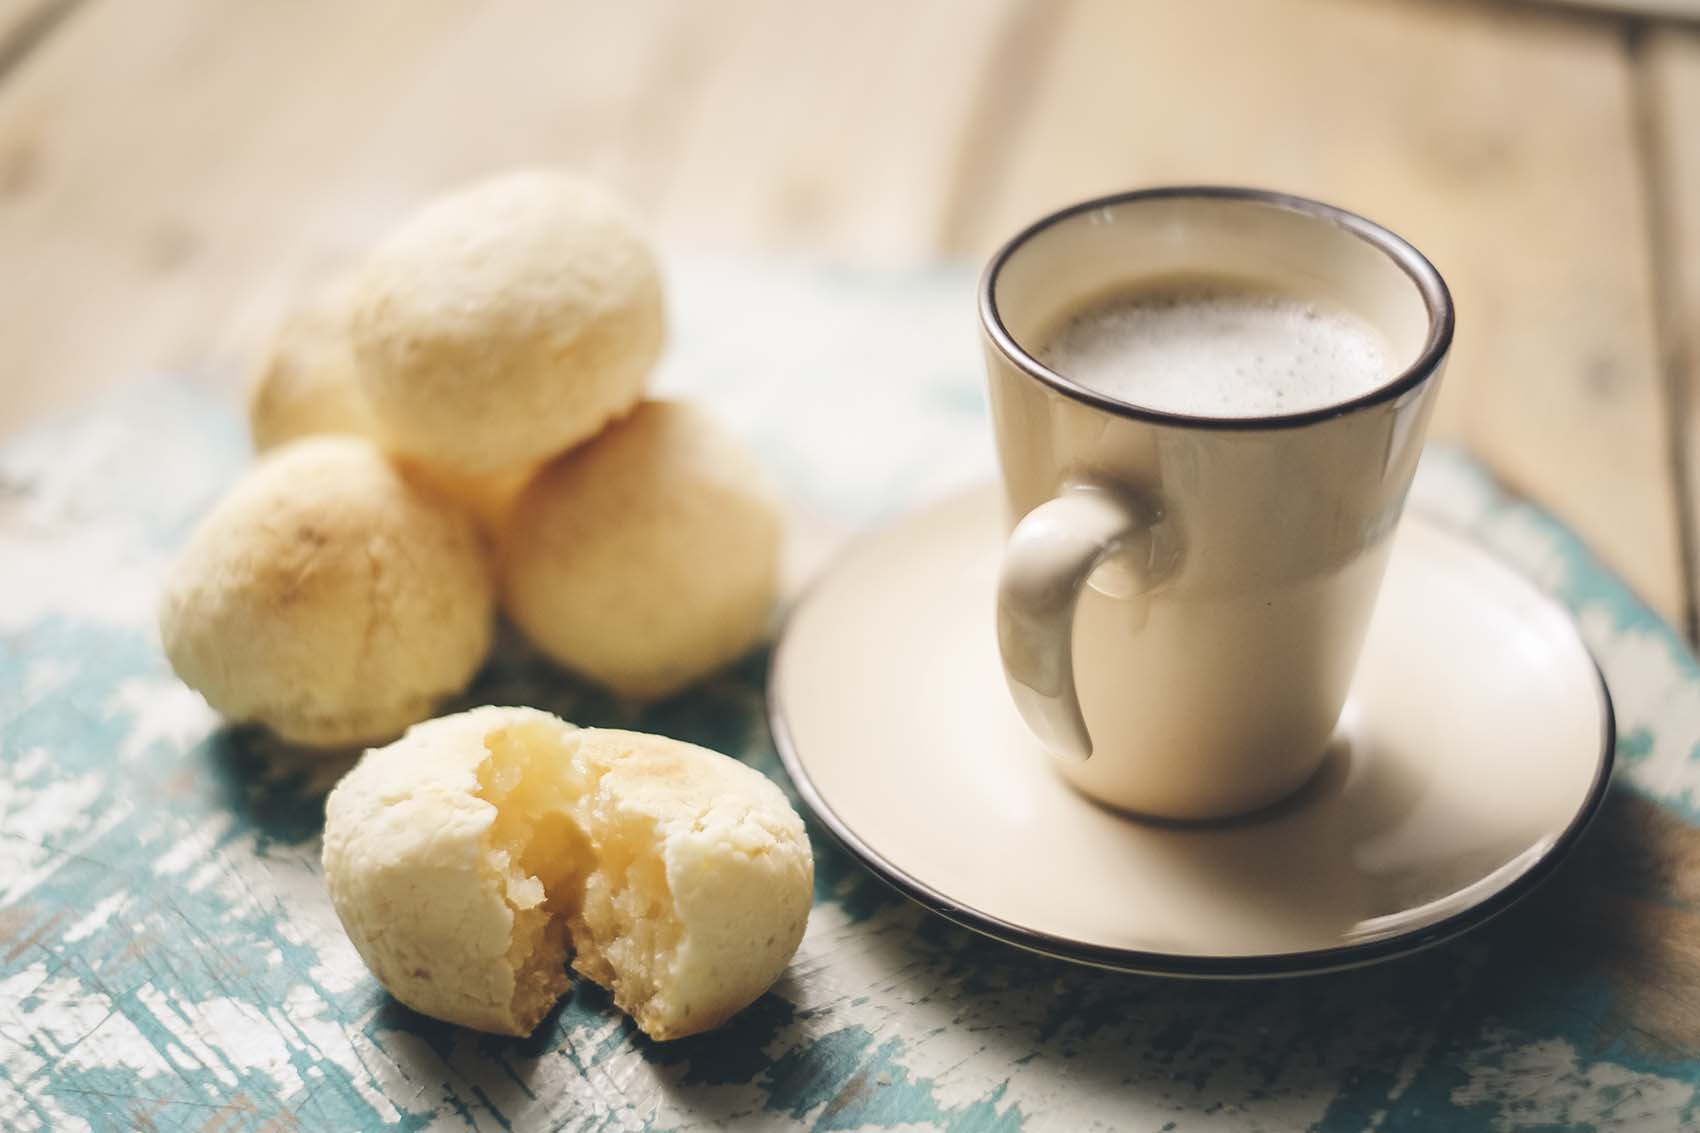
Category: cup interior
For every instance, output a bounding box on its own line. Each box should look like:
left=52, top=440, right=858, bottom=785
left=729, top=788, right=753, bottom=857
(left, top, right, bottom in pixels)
left=984, top=189, right=1450, bottom=424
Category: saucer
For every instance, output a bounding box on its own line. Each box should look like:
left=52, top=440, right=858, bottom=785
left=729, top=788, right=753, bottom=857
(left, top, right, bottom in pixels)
left=769, top=485, right=1614, bottom=976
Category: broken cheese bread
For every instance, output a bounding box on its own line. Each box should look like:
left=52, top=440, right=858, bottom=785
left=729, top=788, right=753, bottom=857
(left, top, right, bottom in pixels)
left=320, top=706, right=813, bottom=1040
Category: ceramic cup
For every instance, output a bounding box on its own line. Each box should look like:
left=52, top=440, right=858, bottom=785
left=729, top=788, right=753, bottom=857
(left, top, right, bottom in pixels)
left=980, top=187, right=1454, bottom=820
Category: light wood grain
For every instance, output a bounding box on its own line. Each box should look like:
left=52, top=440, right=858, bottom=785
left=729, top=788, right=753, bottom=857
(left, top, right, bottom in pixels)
left=1526, top=0, right=1700, bottom=19
left=950, top=0, right=1685, bottom=621
left=0, top=0, right=1689, bottom=624
left=0, top=0, right=43, bottom=28
left=0, top=0, right=71, bottom=61
left=0, top=0, right=1020, bottom=429
left=1650, top=26, right=1700, bottom=615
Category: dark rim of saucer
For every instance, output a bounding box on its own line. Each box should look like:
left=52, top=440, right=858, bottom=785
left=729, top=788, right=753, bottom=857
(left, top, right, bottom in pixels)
left=764, top=504, right=1615, bottom=978
left=978, top=185, right=1457, bottom=430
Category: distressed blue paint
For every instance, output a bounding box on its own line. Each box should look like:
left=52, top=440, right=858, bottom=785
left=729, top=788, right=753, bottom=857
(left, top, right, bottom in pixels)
left=756, top=1027, right=1024, bottom=1133
left=4, top=264, right=1700, bottom=1131
left=1619, top=728, right=1656, bottom=764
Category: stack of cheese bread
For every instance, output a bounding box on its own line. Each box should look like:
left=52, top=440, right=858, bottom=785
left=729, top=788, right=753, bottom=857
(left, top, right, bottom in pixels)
left=158, top=172, right=811, bottom=1041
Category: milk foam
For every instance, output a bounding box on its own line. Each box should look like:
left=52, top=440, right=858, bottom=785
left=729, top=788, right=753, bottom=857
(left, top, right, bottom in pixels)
left=1036, top=278, right=1394, bottom=418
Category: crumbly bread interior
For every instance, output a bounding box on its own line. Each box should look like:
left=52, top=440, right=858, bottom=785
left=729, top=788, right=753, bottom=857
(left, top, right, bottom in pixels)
left=566, top=797, right=685, bottom=1028
left=479, top=721, right=816, bottom=1042
left=470, top=721, right=691, bottom=1036
left=472, top=719, right=591, bottom=1033
left=562, top=730, right=813, bottom=1039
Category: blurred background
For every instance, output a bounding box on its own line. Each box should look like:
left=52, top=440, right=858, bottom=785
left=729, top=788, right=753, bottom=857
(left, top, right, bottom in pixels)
left=1, top=0, right=1697, bottom=635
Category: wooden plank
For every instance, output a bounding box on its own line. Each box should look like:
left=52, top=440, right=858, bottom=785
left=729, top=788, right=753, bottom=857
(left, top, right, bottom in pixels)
left=0, top=0, right=77, bottom=73
left=1525, top=0, right=1700, bottom=20
left=1650, top=25, right=1700, bottom=626
left=949, top=0, right=1685, bottom=624
left=0, top=0, right=489, bottom=426
left=0, top=0, right=1684, bottom=625
left=649, top=2, right=1024, bottom=261
left=0, top=0, right=45, bottom=30
left=0, top=0, right=1020, bottom=434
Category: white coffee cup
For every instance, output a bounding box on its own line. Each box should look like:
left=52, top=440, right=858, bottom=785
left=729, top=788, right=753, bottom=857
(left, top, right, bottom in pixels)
left=979, top=187, right=1454, bottom=820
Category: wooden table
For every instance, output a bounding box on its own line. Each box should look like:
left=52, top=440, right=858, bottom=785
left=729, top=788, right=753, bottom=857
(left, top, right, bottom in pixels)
left=1, top=0, right=1699, bottom=639
left=6, top=3, right=1700, bottom=1130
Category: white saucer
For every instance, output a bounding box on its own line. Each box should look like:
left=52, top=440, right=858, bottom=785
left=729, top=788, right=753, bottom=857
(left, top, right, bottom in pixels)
left=769, top=485, right=1614, bottom=976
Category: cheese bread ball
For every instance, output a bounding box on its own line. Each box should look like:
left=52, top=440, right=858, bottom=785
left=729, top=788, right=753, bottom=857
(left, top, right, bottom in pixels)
left=321, top=707, right=813, bottom=1040
left=248, top=275, right=375, bottom=452
left=351, top=170, right=665, bottom=477
left=499, top=401, right=782, bottom=699
left=323, top=707, right=584, bottom=1035
left=159, top=437, right=494, bottom=748
left=562, top=727, right=813, bottom=1040
left=248, top=281, right=532, bottom=531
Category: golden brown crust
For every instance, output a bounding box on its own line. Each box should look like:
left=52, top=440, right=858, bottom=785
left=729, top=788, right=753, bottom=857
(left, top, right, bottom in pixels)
left=159, top=437, right=495, bottom=748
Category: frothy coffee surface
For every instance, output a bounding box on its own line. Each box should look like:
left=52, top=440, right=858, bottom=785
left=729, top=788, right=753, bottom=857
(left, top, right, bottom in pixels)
left=1036, top=276, right=1394, bottom=418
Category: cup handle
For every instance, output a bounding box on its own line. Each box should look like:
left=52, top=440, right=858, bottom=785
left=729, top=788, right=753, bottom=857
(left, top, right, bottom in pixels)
left=996, top=483, right=1149, bottom=762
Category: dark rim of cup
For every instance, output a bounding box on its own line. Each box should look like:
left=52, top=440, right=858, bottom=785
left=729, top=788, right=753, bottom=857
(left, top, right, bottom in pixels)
left=978, top=186, right=1456, bottom=430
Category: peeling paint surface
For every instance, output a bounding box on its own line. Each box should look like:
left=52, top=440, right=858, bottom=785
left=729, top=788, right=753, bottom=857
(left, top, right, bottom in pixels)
left=2, top=263, right=1699, bottom=1131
